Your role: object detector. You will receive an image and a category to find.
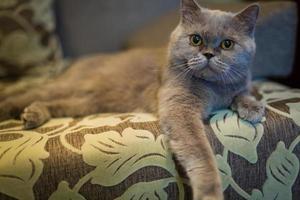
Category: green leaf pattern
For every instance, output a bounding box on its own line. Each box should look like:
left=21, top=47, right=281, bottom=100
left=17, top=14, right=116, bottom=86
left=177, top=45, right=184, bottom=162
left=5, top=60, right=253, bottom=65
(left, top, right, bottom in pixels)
left=211, top=110, right=264, bottom=164
left=209, top=82, right=300, bottom=199
left=257, top=81, right=300, bottom=125
left=287, top=102, right=300, bottom=127
left=0, top=113, right=184, bottom=200
left=81, top=128, right=177, bottom=187
left=0, top=130, right=49, bottom=200
left=114, top=178, right=175, bottom=200
left=49, top=181, right=87, bottom=200
left=262, top=142, right=299, bottom=200
left=216, top=154, right=232, bottom=191
left=0, top=82, right=299, bottom=199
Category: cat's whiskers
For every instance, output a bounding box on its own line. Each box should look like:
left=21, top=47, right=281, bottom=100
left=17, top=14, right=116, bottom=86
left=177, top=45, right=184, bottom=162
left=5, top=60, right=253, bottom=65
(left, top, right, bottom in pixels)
left=229, top=67, right=246, bottom=80
left=174, top=66, right=193, bottom=80
left=211, top=59, right=246, bottom=84
left=184, top=67, right=194, bottom=79
left=224, top=67, right=245, bottom=85
left=169, top=62, right=189, bottom=69
left=170, top=59, right=207, bottom=80
left=212, top=60, right=235, bottom=84
left=219, top=73, right=228, bottom=85
left=174, top=64, right=189, bottom=80
left=224, top=72, right=236, bottom=85
left=214, top=59, right=229, bottom=71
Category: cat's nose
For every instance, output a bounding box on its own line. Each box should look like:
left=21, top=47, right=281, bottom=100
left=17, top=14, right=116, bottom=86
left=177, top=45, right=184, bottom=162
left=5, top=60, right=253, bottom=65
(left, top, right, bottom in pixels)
left=203, top=53, right=215, bottom=59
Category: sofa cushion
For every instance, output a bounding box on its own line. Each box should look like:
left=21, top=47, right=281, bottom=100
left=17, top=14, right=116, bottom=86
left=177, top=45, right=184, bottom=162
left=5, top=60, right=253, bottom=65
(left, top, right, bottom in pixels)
left=0, top=81, right=299, bottom=200
left=126, top=1, right=298, bottom=79
left=0, top=0, right=63, bottom=78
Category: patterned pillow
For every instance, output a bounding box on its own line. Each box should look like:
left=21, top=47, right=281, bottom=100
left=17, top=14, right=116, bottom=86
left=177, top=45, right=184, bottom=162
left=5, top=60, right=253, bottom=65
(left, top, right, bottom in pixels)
left=0, top=81, right=299, bottom=200
left=0, top=0, right=63, bottom=78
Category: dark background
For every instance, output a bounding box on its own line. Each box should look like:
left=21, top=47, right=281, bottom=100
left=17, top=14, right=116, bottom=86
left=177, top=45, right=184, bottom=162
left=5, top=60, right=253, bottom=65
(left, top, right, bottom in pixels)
left=54, top=0, right=179, bottom=57
left=53, top=0, right=299, bottom=87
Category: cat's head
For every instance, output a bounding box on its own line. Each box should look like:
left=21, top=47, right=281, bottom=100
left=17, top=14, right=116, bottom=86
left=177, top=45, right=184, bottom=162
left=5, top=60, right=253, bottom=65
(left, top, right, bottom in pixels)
left=168, top=0, right=259, bottom=84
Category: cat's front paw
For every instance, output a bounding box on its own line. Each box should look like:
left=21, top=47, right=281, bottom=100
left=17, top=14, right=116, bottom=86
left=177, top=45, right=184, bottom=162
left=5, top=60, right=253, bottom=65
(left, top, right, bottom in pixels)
left=194, top=192, right=223, bottom=200
left=21, top=102, right=50, bottom=129
left=193, top=181, right=223, bottom=200
left=231, top=97, right=265, bottom=123
left=201, top=193, right=223, bottom=200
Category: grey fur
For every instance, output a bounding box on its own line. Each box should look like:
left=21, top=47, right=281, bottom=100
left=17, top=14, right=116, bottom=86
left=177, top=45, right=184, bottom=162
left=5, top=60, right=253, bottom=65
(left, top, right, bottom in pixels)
left=159, top=1, right=264, bottom=199
left=0, top=1, right=265, bottom=199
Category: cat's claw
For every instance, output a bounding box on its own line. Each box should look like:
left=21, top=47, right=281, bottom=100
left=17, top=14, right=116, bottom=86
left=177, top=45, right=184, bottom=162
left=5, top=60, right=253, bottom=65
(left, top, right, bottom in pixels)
left=21, top=102, right=50, bottom=129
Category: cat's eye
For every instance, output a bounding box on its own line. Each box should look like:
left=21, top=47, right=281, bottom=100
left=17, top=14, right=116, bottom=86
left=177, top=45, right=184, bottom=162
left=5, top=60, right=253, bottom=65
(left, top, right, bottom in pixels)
left=190, top=34, right=203, bottom=46
left=221, top=39, right=234, bottom=50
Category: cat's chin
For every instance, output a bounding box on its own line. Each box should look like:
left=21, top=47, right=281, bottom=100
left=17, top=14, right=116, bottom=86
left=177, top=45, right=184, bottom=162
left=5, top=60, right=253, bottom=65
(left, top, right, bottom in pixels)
left=193, top=69, right=244, bottom=84
left=189, top=65, right=224, bottom=82
left=193, top=73, right=222, bottom=82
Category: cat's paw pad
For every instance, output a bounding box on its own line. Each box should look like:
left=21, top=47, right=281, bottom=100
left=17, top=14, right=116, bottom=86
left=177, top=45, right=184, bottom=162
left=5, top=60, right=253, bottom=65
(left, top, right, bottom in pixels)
left=194, top=182, right=223, bottom=200
left=197, top=192, right=223, bottom=200
left=233, top=100, right=265, bottom=123
left=21, top=102, right=50, bottom=129
left=202, top=196, right=223, bottom=200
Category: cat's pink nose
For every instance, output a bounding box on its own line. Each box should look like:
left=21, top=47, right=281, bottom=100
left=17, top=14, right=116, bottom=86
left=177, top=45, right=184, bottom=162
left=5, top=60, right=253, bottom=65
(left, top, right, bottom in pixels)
left=203, top=53, right=214, bottom=59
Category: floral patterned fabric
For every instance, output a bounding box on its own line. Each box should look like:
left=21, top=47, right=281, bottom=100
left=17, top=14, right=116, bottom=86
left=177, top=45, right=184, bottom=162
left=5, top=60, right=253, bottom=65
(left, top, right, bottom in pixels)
left=0, top=81, right=299, bottom=200
left=0, top=0, right=63, bottom=78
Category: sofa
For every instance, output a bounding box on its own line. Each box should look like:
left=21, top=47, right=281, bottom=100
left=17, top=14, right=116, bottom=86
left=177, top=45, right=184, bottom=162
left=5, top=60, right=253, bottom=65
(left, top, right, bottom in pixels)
left=0, top=0, right=299, bottom=200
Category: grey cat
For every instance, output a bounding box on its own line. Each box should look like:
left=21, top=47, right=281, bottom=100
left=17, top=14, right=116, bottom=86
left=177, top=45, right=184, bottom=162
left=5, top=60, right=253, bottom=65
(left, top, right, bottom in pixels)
left=159, top=1, right=264, bottom=199
left=0, top=0, right=264, bottom=199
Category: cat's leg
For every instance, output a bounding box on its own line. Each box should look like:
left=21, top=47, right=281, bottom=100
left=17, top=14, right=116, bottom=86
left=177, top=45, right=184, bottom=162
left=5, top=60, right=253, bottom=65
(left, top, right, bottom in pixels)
left=0, top=101, right=22, bottom=121
left=21, top=97, right=95, bottom=129
left=0, top=95, right=36, bottom=121
left=159, top=87, right=223, bottom=200
left=0, top=87, right=56, bottom=121
left=21, top=101, right=51, bottom=129
left=231, top=94, right=265, bottom=123
left=0, top=82, right=74, bottom=122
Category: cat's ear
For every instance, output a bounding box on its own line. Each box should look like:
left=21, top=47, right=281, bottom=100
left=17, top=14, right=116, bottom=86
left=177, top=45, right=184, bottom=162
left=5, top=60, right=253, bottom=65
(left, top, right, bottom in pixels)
left=234, top=4, right=260, bottom=36
left=180, top=0, right=202, bottom=23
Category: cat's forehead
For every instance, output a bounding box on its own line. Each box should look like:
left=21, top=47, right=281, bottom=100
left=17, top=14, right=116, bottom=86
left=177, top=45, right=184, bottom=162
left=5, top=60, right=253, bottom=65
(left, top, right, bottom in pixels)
left=185, top=9, right=238, bottom=38
left=202, top=9, right=234, bottom=27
